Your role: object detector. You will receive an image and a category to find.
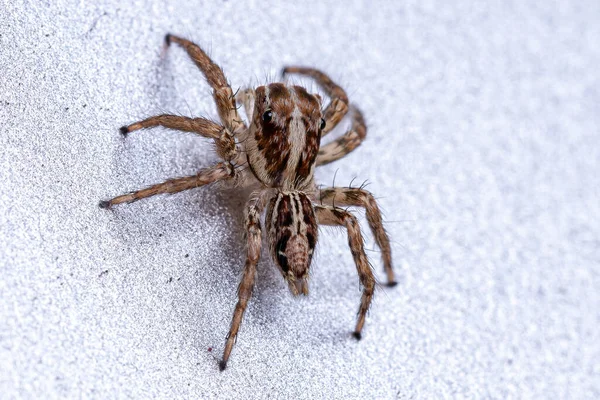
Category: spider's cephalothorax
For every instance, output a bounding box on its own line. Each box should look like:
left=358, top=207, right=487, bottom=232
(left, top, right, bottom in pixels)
left=100, top=34, right=397, bottom=371
left=245, top=83, right=323, bottom=191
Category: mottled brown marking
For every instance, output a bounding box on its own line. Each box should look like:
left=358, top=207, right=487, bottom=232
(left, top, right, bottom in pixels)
left=266, top=192, right=318, bottom=293
left=269, top=83, right=294, bottom=115
left=300, top=194, right=318, bottom=252
left=253, top=85, right=295, bottom=183
left=277, top=193, right=293, bottom=227
left=265, top=196, right=277, bottom=226
left=344, top=190, right=362, bottom=202
left=276, top=234, right=291, bottom=273
left=283, top=67, right=349, bottom=136
left=294, top=86, right=321, bottom=119
left=319, top=189, right=335, bottom=200
left=293, top=88, right=322, bottom=185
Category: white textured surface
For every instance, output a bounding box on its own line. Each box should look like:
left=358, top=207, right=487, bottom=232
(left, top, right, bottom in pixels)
left=2, top=1, right=599, bottom=398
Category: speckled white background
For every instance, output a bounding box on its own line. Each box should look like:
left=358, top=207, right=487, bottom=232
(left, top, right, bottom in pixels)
left=1, top=1, right=599, bottom=399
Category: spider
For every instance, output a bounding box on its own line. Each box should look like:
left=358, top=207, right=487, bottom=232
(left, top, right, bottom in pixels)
left=99, top=34, right=397, bottom=371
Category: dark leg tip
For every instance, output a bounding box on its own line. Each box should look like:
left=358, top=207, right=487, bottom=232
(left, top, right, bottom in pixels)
left=98, top=200, right=111, bottom=209
left=218, top=360, right=227, bottom=371
left=281, top=67, right=289, bottom=78
left=164, top=33, right=172, bottom=46
left=119, top=126, right=129, bottom=137
left=386, top=281, right=398, bottom=288
left=352, top=331, right=362, bottom=341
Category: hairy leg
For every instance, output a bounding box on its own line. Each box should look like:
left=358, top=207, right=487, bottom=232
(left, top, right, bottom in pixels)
left=220, top=194, right=265, bottom=371
left=281, top=66, right=348, bottom=137
left=314, top=205, right=376, bottom=339
left=317, top=187, right=395, bottom=285
left=165, top=34, right=246, bottom=134
left=121, top=115, right=236, bottom=161
left=99, top=162, right=234, bottom=208
left=315, top=105, right=367, bottom=166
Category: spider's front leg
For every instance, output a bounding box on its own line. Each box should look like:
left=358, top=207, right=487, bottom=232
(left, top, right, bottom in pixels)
left=315, top=105, right=367, bottom=167
left=220, top=195, right=264, bottom=371
left=317, top=187, right=396, bottom=285
left=120, top=115, right=236, bottom=161
left=314, top=205, right=376, bottom=339
left=165, top=34, right=246, bottom=134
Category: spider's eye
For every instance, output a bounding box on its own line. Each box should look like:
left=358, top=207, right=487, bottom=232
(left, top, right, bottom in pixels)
left=262, top=110, right=273, bottom=123
left=320, top=118, right=326, bottom=130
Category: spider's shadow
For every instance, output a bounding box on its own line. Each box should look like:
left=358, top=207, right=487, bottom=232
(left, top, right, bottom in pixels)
left=111, top=179, right=285, bottom=275
left=107, top=169, right=290, bottom=327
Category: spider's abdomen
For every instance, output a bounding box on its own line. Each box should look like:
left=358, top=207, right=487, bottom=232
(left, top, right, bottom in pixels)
left=247, top=83, right=322, bottom=191
left=265, top=191, right=318, bottom=296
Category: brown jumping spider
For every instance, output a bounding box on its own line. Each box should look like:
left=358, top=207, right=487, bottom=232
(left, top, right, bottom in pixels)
left=100, top=34, right=397, bottom=371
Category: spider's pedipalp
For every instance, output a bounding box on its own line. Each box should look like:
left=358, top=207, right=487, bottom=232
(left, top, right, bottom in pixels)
left=235, top=88, right=255, bottom=121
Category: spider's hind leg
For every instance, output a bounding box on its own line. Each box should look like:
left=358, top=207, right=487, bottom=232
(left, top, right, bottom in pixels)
left=317, top=186, right=396, bottom=285
left=99, top=162, right=234, bottom=208
left=314, top=205, right=376, bottom=339
left=220, top=195, right=264, bottom=371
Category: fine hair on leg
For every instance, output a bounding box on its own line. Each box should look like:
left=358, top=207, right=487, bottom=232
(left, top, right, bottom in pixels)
left=120, top=114, right=236, bottom=161
left=314, top=205, right=376, bottom=339
left=317, top=187, right=396, bottom=285
left=99, top=162, right=234, bottom=208
left=220, top=193, right=266, bottom=370
left=165, top=34, right=246, bottom=134
left=315, top=105, right=367, bottom=167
